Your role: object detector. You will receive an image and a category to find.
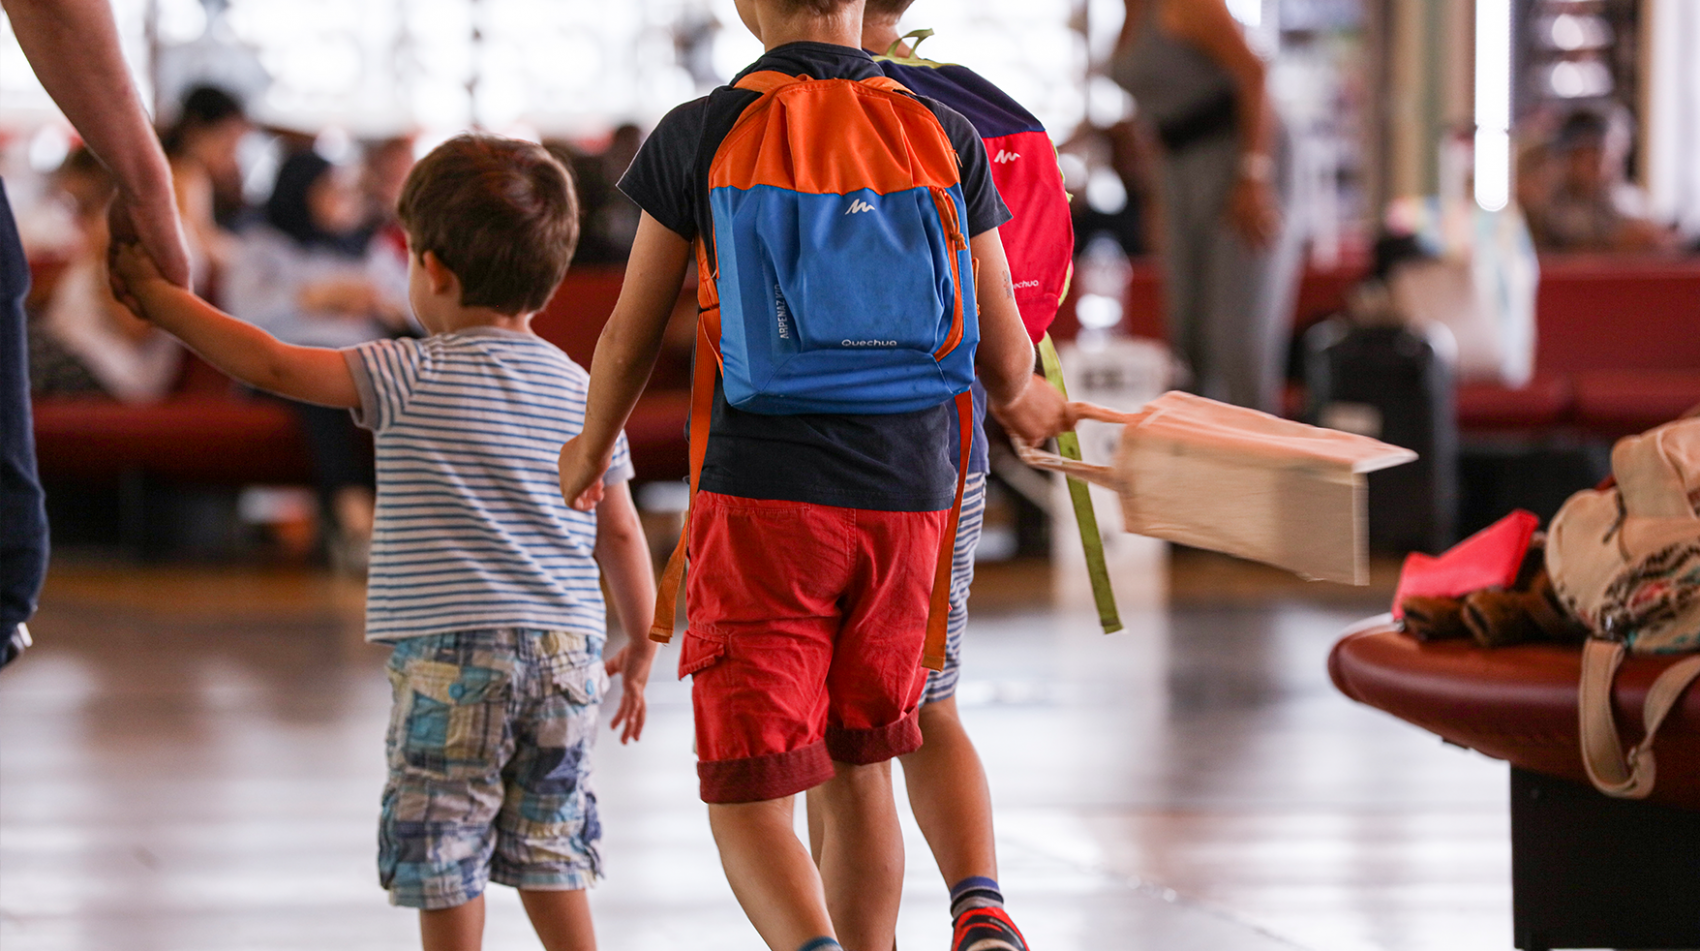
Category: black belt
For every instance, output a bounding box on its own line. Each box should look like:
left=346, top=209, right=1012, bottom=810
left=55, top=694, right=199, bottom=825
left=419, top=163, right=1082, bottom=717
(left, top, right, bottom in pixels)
left=1155, top=89, right=1238, bottom=153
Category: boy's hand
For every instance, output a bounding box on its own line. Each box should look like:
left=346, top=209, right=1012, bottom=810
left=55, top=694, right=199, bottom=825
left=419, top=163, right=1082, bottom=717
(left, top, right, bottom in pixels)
left=604, top=642, right=656, bottom=744
left=990, top=373, right=1074, bottom=444
left=558, top=436, right=612, bottom=512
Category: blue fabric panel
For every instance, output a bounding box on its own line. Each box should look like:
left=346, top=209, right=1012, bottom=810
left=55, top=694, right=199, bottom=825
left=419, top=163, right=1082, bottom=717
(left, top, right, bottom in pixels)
left=709, top=182, right=977, bottom=415
left=876, top=61, right=1043, bottom=139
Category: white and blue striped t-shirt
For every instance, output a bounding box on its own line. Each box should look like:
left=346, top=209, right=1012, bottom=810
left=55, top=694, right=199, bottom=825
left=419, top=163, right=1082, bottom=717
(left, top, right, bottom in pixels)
left=344, top=328, right=633, bottom=642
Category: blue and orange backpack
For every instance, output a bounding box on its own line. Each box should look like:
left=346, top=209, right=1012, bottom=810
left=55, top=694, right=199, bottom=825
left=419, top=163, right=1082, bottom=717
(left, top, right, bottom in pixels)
left=650, top=69, right=981, bottom=670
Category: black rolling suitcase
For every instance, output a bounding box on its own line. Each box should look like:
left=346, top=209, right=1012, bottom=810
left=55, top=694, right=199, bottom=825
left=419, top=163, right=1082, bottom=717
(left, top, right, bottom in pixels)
left=1305, top=318, right=1457, bottom=554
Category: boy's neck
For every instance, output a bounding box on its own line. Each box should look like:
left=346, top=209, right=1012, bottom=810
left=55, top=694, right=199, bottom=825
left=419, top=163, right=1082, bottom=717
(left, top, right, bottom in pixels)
left=861, top=15, right=904, bottom=56
left=426, top=307, right=534, bottom=336
left=756, top=3, right=862, bottom=51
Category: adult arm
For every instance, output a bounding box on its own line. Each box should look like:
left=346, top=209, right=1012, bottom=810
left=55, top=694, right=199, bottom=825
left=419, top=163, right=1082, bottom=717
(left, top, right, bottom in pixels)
left=970, top=228, right=1070, bottom=442
left=3, top=0, right=192, bottom=287
left=1162, top=0, right=1281, bottom=248
left=558, top=212, right=692, bottom=511
left=594, top=480, right=659, bottom=744
left=113, top=244, right=358, bottom=408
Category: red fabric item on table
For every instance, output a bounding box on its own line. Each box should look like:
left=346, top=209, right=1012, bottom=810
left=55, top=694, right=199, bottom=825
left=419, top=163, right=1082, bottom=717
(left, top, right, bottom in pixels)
left=1391, top=509, right=1541, bottom=619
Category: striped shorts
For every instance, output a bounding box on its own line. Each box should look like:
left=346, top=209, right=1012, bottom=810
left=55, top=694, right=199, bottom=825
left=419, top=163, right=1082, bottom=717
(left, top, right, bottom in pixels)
left=922, top=471, right=986, bottom=705
left=378, top=628, right=607, bottom=909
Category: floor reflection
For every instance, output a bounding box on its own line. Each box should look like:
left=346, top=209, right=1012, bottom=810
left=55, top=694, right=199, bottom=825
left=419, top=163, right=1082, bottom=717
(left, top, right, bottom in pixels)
left=1, top=552, right=1512, bottom=951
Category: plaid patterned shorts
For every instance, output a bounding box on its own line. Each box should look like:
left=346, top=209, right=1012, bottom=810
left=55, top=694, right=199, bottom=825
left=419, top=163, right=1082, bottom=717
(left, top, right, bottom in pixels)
left=378, top=628, right=607, bottom=910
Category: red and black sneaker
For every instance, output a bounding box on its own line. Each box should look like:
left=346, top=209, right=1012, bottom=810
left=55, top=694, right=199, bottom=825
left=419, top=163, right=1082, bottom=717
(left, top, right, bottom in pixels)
left=951, top=906, right=1029, bottom=951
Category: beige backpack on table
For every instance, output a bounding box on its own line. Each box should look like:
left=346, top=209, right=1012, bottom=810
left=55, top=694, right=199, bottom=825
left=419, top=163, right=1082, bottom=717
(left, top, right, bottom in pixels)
left=1546, top=416, right=1700, bottom=799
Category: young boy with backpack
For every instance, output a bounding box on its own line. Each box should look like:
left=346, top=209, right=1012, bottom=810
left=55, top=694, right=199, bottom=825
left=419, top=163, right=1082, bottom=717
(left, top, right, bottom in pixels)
left=556, top=3, right=1071, bottom=951
left=809, top=7, right=1076, bottom=951
left=113, top=134, right=658, bottom=951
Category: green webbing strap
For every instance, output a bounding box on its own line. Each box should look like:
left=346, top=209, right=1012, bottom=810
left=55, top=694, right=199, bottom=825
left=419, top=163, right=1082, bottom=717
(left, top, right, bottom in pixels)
left=878, top=29, right=950, bottom=68
left=1039, top=334, right=1122, bottom=634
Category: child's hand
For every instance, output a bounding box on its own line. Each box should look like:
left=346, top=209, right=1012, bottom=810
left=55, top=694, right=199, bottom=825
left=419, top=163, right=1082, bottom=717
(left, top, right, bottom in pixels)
left=604, top=642, right=656, bottom=744
left=558, top=436, right=611, bottom=512
left=990, top=373, right=1075, bottom=444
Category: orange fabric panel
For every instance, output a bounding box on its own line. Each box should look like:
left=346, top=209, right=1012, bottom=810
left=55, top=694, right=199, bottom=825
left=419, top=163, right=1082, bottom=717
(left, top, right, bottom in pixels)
left=710, top=78, right=961, bottom=195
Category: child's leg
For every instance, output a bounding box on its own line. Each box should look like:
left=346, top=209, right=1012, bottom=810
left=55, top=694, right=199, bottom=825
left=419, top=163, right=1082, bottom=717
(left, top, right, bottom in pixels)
left=419, top=895, right=484, bottom=951
left=490, top=631, right=607, bottom=951
left=708, top=797, right=838, bottom=951
left=900, top=697, right=996, bottom=885
left=518, top=888, right=596, bottom=951
left=813, top=759, right=906, bottom=951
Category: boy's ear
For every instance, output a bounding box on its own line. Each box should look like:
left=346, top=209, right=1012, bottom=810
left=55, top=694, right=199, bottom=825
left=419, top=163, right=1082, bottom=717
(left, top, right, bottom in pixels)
left=421, top=250, right=455, bottom=295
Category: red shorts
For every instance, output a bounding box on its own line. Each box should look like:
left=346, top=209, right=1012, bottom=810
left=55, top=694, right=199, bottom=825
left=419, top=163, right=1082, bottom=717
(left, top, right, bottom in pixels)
left=679, top=491, right=945, bottom=803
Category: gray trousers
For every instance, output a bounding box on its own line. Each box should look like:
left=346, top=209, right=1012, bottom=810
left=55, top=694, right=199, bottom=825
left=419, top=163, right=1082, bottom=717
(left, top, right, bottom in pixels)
left=1156, top=126, right=1305, bottom=414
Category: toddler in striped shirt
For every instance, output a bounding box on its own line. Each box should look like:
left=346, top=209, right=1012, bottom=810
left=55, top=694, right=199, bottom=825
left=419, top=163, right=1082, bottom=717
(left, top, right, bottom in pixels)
left=113, top=133, right=657, bottom=951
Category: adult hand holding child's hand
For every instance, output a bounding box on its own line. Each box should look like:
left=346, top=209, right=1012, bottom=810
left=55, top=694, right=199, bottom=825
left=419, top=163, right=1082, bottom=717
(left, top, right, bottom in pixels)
left=107, top=196, right=190, bottom=305
left=109, top=242, right=166, bottom=317
left=557, top=436, right=611, bottom=512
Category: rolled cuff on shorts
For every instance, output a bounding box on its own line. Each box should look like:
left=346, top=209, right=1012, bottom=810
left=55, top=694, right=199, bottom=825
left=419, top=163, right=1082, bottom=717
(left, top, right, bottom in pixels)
left=825, top=708, right=922, bottom=765
left=698, top=742, right=836, bottom=804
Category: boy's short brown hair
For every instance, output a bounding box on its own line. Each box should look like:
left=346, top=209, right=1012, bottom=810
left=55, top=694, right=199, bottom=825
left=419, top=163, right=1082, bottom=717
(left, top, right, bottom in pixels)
left=396, top=134, right=579, bottom=315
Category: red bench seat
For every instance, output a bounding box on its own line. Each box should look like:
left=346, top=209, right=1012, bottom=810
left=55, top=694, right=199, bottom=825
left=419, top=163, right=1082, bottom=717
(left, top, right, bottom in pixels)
left=1329, top=623, right=1700, bottom=810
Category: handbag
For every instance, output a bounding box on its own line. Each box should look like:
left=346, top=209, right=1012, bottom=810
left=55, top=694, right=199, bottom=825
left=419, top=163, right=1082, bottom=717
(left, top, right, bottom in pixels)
left=1547, top=417, right=1700, bottom=798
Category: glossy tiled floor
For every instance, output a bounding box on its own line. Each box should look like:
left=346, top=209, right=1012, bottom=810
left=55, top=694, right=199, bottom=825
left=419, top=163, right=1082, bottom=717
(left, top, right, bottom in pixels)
left=0, top=551, right=1516, bottom=951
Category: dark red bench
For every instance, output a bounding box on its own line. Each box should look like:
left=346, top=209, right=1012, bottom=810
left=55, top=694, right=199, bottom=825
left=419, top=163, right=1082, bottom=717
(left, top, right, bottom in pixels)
left=31, top=264, right=694, bottom=487
left=1459, top=256, right=1700, bottom=439
left=1331, top=622, right=1700, bottom=950
left=1049, top=255, right=1700, bottom=439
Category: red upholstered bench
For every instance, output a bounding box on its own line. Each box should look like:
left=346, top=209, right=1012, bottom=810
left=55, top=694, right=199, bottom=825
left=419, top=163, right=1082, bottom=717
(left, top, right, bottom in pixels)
left=33, top=264, right=696, bottom=488
left=1460, top=257, right=1700, bottom=439
left=1330, top=621, right=1700, bottom=950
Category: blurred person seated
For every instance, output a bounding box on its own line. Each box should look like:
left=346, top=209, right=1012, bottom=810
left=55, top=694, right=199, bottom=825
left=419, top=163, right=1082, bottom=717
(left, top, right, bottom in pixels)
left=548, top=123, right=644, bottom=264
left=27, top=147, right=180, bottom=402
left=1061, top=119, right=1155, bottom=258
left=161, top=85, right=253, bottom=288
left=360, top=135, right=414, bottom=238
left=1523, top=109, right=1678, bottom=255
left=224, top=149, right=413, bottom=570
left=359, top=135, right=416, bottom=304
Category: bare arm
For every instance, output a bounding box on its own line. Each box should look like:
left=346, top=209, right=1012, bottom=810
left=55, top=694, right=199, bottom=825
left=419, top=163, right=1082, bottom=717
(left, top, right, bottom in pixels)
left=1165, top=0, right=1273, bottom=162
left=114, top=245, right=358, bottom=408
left=971, top=228, right=1070, bottom=442
left=4, top=0, right=191, bottom=287
left=594, top=480, right=659, bottom=744
left=558, top=213, right=692, bottom=510
left=1164, top=0, right=1281, bottom=246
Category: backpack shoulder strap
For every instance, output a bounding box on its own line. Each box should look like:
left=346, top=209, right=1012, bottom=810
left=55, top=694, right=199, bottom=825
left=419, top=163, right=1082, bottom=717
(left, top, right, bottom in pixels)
left=858, top=75, right=911, bottom=95
left=650, top=239, right=723, bottom=644
left=734, top=70, right=810, bottom=95
left=1579, top=637, right=1700, bottom=798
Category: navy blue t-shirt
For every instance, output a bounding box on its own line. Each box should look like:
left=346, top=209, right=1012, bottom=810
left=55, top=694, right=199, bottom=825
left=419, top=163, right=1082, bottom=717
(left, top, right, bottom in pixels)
left=619, top=42, right=1009, bottom=512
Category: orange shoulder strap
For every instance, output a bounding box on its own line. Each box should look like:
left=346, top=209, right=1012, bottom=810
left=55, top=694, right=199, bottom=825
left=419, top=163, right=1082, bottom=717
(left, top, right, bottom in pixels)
left=922, top=389, right=976, bottom=671
left=858, top=75, right=910, bottom=95
left=650, top=239, right=723, bottom=644
left=734, top=70, right=810, bottom=95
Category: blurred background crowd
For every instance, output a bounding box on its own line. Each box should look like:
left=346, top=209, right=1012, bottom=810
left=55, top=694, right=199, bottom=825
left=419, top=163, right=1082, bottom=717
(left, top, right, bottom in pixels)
left=4, top=0, right=1699, bottom=568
